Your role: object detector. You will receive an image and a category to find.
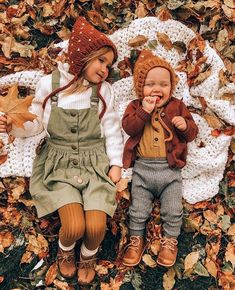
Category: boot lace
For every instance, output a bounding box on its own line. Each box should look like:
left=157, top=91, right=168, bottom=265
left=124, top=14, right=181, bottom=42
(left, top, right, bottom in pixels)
left=126, top=236, right=142, bottom=252
left=57, top=249, right=75, bottom=265
left=160, top=238, right=178, bottom=251
left=78, top=255, right=97, bottom=269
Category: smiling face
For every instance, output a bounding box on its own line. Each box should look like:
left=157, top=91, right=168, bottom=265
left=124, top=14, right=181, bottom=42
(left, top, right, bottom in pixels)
left=143, top=67, right=172, bottom=108
left=83, top=49, right=114, bottom=84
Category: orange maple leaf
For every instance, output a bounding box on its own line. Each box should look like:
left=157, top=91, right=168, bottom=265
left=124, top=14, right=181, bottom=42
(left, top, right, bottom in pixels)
left=0, top=84, right=37, bottom=128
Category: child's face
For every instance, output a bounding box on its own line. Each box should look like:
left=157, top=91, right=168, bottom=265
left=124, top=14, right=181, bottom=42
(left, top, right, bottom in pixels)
left=84, top=50, right=114, bottom=84
left=143, top=67, right=171, bottom=108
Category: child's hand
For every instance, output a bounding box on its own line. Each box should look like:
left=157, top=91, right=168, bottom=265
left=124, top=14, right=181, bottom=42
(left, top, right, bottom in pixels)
left=108, top=165, right=121, bottom=184
left=142, top=96, right=157, bottom=114
left=0, top=115, right=12, bottom=133
left=172, top=116, right=187, bottom=131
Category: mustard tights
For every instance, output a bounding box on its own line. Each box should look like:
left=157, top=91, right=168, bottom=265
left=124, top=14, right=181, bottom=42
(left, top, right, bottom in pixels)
left=58, top=203, right=107, bottom=250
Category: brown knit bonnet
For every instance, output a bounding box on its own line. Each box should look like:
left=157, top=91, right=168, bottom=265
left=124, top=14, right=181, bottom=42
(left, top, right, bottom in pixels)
left=133, top=49, right=177, bottom=99
left=42, top=16, right=117, bottom=110
left=68, top=16, right=117, bottom=76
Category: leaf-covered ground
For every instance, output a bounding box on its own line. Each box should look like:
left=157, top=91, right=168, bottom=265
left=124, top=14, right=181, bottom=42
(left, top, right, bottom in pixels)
left=0, top=1, right=234, bottom=290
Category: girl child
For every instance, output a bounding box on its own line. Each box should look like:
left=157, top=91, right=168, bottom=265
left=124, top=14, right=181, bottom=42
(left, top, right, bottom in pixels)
left=121, top=50, right=198, bottom=268
left=0, top=17, right=123, bottom=285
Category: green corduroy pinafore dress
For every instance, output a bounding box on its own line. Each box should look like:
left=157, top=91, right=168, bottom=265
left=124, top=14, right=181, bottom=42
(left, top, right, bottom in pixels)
left=29, top=71, right=117, bottom=218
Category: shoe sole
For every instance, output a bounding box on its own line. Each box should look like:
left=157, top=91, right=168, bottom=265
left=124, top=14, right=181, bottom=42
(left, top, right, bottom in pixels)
left=157, top=259, right=175, bottom=267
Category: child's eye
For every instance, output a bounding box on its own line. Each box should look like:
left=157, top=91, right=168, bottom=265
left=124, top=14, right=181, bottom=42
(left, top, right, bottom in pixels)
left=145, top=83, right=154, bottom=87
left=99, top=58, right=104, bottom=63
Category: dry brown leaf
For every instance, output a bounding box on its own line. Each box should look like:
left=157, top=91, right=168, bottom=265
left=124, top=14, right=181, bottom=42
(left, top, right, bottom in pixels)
left=188, top=34, right=205, bottom=53
left=45, top=262, right=57, bottom=286
left=150, top=238, right=161, bottom=255
left=87, top=10, right=109, bottom=30
left=142, top=254, right=157, bottom=268
left=53, top=279, right=74, bottom=290
left=205, top=258, right=218, bottom=278
left=135, top=2, right=148, bottom=18
left=218, top=271, right=235, bottom=290
left=0, top=85, right=37, bottom=129
left=184, top=251, right=200, bottom=272
left=41, top=3, right=54, bottom=17
left=192, top=67, right=212, bottom=86
left=56, top=26, right=71, bottom=40
left=20, top=250, right=33, bottom=264
left=163, top=267, right=176, bottom=290
left=172, top=41, right=187, bottom=53
left=156, top=7, right=172, bottom=21
left=209, top=14, right=221, bottom=29
left=0, top=231, right=14, bottom=253
left=128, top=35, right=148, bottom=48
left=52, top=0, right=67, bottom=17
left=225, top=242, right=235, bottom=266
left=227, top=224, right=235, bottom=236
left=0, top=154, right=7, bottom=165
left=156, top=32, right=173, bottom=50
left=203, top=114, right=224, bottom=129
left=222, top=4, right=235, bottom=21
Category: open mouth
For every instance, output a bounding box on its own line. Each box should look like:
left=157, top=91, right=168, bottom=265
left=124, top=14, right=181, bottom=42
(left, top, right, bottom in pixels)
left=154, top=96, right=162, bottom=102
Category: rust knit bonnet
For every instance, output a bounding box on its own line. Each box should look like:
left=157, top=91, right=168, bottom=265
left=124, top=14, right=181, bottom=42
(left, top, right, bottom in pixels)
left=43, top=16, right=117, bottom=109
left=133, top=49, right=177, bottom=99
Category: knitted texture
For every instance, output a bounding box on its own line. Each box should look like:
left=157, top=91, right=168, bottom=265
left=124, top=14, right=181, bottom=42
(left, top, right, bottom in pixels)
left=68, top=17, right=117, bottom=76
left=110, top=17, right=235, bottom=204
left=133, top=49, right=177, bottom=98
left=0, top=17, right=234, bottom=204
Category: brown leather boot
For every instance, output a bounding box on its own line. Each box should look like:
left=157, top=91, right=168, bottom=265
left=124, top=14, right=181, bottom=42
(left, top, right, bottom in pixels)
left=57, top=247, right=76, bottom=278
left=77, top=254, right=97, bottom=285
left=157, top=237, right=178, bottom=267
left=122, top=236, right=145, bottom=267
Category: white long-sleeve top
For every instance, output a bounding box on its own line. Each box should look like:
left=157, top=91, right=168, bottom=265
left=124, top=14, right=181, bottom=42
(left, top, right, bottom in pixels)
left=11, top=62, right=124, bottom=167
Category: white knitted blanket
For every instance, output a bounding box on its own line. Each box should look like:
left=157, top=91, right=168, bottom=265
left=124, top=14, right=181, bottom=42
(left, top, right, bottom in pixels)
left=0, top=17, right=234, bottom=204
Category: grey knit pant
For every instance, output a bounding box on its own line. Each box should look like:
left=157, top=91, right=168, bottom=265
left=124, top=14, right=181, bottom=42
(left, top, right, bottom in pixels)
left=129, top=158, right=183, bottom=238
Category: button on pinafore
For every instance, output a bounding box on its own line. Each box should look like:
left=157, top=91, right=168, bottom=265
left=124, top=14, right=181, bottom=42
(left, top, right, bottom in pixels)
left=30, top=79, right=117, bottom=218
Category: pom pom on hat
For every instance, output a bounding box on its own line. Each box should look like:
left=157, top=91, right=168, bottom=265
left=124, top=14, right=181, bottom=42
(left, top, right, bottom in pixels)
left=133, top=49, right=177, bottom=99
left=68, top=17, right=118, bottom=76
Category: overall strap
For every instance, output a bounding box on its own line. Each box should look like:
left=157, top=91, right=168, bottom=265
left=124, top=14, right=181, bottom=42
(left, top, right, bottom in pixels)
left=51, top=69, right=60, bottom=106
left=90, top=85, right=99, bottom=106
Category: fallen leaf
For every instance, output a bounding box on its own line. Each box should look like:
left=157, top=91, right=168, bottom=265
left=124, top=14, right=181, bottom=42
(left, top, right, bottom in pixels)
left=147, top=39, right=158, bottom=50
left=203, top=209, right=218, bottom=224
left=135, top=2, right=148, bottom=18
left=205, top=258, right=218, bottom=278
left=150, top=238, right=161, bottom=255
left=163, top=267, right=176, bottom=290
left=142, top=254, right=157, bottom=268
left=227, top=224, right=235, bottom=236
left=172, top=41, right=187, bottom=53
left=45, top=262, right=57, bottom=286
left=156, top=7, right=172, bottom=21
left=0, top=85, right=37, bottom=128
left=184, top=251, right=200, bottom=272
left=0, top=154, right=7, bottom=165
left=218, top=271, right=235, bottom=290
left=194, top=261, right=210, bottom=277
left=0, top=231, right=14, bottom=253
left=128, top=35, right=148, bottom=48
left=225, top=243, right=235, bottom=266
left=156, top=32, right=173, bottom=50
left=222, top=4, right=235, bottom=21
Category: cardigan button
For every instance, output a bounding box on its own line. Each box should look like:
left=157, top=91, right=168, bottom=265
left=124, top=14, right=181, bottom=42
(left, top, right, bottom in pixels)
left=155, top=117, right=158, bottom=121
left=72, top=159, right=78, bottom=165
left=71, top=128, right=77, bottom=133
left=161, top=112, right=165, bottom=117
left=70, top=112, right=76, bottom=117
left=71, top=145, right=77, bottom=150
left=154, top=137, right=158, bottom=141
